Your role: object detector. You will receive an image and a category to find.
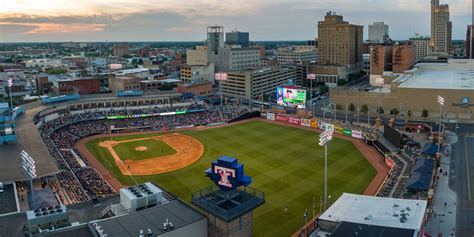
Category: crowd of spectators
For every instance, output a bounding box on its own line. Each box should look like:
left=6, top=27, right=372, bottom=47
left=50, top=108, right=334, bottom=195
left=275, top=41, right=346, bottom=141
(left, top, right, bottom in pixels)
left=38, top=104, right=249, bottom=205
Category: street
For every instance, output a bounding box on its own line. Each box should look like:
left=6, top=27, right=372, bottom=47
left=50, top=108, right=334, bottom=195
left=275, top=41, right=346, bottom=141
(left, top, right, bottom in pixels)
left=450, top=123, right=474, bottom=236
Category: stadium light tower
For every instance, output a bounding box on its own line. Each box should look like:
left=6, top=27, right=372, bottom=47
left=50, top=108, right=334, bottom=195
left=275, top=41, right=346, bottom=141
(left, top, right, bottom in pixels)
left=319, top=124, right=334, bottom=211
left=437, top=95, right=444, bottom=154
left=7, top=72, right=14, bottom=108
left=20, top=150, right=37, bottom=201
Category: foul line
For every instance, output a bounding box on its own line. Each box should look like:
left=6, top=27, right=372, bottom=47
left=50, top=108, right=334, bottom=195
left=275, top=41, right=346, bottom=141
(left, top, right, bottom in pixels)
left=465, top=136, right=472, bottom=201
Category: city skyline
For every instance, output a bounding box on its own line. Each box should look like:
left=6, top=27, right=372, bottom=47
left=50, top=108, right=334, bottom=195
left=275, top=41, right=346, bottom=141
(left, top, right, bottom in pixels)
left=0, top=0, right=473, bottom=42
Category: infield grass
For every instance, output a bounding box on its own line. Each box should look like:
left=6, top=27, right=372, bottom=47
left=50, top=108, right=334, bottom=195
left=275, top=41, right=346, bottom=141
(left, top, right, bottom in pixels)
left=85, top=120, right=376, bottom=237
left=112, top=139, right=176, bottom=161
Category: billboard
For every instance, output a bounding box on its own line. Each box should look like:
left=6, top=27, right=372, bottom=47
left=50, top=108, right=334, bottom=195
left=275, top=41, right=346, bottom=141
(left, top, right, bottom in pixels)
left=275, top=114, right=289, bottom=122
left=383, top=124, right=402, bottom=148
left=351, top=130, right=363, bottom=139
left=301, top=118, right=311, bottom=127
left=266, top=113, right=275, bottom=121
left=288, top=116, right=301, bottom=125
left=342, top=128, right=352, bottom=136
left=310, top=118, right=318, bottom=128
left=276, top=87, right=306, bottom=109
left=307, top=74, right=316, bottom=80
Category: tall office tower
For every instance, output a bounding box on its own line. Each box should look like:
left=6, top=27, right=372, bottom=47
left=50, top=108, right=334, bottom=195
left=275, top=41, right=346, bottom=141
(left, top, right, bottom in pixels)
left=431, top=0, right=452, bottom=55
left=226, top=30, right=250, bottom=47
left=466, top=25, right=473, bottom=59
left=207, top=26, right=224, bottom=56
left=318, top=11, right=363, bottom=66
left=409, top=35, right=432, bottom=62
left=369, top=22, right=389, bottom=43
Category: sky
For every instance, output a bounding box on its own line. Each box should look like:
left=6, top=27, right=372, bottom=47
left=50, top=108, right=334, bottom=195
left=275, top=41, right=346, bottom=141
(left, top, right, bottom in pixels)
left=0, top=0, right=472, bottom=42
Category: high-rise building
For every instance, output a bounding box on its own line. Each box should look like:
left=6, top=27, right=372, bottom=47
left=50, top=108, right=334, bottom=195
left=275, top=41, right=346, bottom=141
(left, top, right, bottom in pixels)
left=409, top=35, right=432, bottom=62
left=392, top=44, right=415, bottom=73
left=226, top=30, right=250, bottom=47
left=277, top=46, right=318, bottom=65
left=220, top=66, right=296, bottom=99
left=368, top=22, right=389, bottom=43
left=207, top=26, right=224, bottom=56
left=370, top=45, right=393, bottom=77
left=369, top=44, right=414, bottom=84
left=466, top=25, right=473, bottom=59
left=318, top=12, right=363, bottom=66
left=315, top=11, right=363, bottom=85
left=214, top=46, right=261, bottom=71
left=431, top=0, right=452, bottom=55
left=186, top=46, right=209, bottom=66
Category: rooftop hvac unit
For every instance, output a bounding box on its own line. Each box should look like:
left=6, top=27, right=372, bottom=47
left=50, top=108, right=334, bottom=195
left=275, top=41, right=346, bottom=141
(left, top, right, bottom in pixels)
left=120, top=182, right=163, bottom=212
left=26, top=204, right=68, bottom=226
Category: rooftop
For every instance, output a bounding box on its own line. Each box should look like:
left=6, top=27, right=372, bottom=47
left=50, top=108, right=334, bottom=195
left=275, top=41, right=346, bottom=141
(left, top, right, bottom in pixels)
left=318, top=193, right=427, bottom=230
left=90, top=199, right=205, bottom=236
left=396, top=69, right=474, bottom=90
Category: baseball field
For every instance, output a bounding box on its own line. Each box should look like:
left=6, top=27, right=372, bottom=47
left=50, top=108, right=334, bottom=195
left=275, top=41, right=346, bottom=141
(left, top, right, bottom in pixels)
left=81, top=120, right=377, bottom=236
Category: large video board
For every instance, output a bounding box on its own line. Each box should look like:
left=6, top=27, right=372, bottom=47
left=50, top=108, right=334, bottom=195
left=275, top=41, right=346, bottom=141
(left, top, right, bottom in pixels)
left=276, top=87, right=306, bottom=109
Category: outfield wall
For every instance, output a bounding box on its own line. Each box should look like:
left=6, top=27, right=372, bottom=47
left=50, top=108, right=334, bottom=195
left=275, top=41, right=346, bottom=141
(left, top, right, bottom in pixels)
left=261, top=112, right=364, bottom=140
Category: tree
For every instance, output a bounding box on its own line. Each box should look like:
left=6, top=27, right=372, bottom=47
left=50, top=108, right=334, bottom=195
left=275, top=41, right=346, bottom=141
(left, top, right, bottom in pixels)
left=46, top=68, right=67, bottom=75
left=348, top=103, right=356, bottom=113
left=407, top=110, right=412, bottom=118
left=360, top=104, right=369, bottom=114
left=138, top=59, right=144, bottom=65
left=377, top=106, right=384, bottom=115
left=421, top=109, right=429, bottom=119
left=390, top=108, right=399, bottom=116
left=336, top=104, right=343, bottom=110
left=318, top=84, right=329, bottom=95
left=337, top=79, right=348, bottom=86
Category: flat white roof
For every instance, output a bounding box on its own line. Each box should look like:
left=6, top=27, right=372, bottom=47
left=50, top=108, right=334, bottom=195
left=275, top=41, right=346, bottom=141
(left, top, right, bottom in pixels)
left=319, top=193, right=427, bottom=230
left=396, top=69, right=474, bottom=90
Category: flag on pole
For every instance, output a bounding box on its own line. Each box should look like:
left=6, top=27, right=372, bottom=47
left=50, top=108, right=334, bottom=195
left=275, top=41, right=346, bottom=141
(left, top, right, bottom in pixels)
left=8, top=78, right=13, bottom=87
left=437, top=95, right=445, bottom=106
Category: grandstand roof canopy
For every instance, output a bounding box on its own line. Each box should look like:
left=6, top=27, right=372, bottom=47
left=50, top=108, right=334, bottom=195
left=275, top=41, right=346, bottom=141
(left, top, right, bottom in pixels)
left=319, top=193, right=427, bottom=231
left=0, top=101, right=59, bottom=182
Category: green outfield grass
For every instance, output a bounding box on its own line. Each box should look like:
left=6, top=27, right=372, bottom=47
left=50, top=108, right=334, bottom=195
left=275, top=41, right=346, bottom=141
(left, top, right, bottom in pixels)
left=85, top=121, right=376, bottom=237
left=112, top=138, right=176, bottom=161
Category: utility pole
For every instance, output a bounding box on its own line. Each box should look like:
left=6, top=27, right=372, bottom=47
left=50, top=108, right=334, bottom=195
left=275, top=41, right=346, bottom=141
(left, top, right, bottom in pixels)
left=345, top=104, right=348, bottom=123
left=357, top=105, right=360, bottom=123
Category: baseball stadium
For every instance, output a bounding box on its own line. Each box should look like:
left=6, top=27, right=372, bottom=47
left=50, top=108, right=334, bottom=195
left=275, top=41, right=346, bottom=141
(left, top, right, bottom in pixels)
left=0, top=93, right=389, bottom=236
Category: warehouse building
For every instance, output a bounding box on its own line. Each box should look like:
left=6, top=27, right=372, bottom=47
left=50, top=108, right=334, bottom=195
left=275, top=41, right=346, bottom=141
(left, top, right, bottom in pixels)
left=330, top=59, right=474, bottom=120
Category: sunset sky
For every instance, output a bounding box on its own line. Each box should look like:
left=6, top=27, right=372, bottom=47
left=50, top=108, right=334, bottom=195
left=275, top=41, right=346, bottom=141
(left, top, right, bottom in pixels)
left=0, top=0, right=472, bottom=42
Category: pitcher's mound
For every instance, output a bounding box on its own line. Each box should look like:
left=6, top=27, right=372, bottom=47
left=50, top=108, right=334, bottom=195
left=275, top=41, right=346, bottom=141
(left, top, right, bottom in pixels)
left=135, top=146, right=148, bottom=151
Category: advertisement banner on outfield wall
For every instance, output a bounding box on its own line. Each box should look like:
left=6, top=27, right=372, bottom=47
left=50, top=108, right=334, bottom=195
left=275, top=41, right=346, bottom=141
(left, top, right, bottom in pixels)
left=288, top=116, right=301, bottom=125
left=318, top=121, right=325, bottom=130
left=267, top=113, right=275, bottom=121
left=342, top=128, right=352, bottom=136
left=335, top=126, right=343, bottom=133
left=319, top=122, right=331, bottom=131
left=351, top=130, right=362, bottom=139
left=275, top=114, right=289, bottom=122
left=301, top=118, right=311, bottom=127
left=310, top=118, right=318, bottom=128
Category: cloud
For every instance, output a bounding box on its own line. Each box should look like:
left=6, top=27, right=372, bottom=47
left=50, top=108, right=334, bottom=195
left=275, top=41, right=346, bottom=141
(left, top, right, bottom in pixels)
left=0, top=0, right=472, bottom=42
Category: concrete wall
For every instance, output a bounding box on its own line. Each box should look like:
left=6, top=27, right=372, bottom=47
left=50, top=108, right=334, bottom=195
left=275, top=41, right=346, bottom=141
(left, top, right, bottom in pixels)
left=330, top=87, right=474, bottom=119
